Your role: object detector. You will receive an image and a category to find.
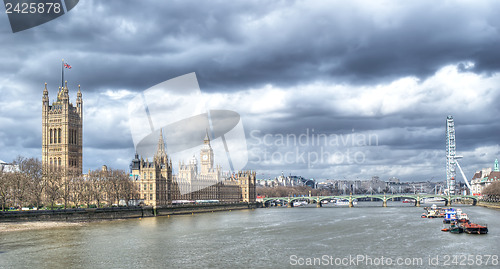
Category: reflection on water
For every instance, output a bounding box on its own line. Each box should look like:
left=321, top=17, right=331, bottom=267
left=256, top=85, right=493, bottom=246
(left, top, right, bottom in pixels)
left=1, top=204, right=499, bottom=268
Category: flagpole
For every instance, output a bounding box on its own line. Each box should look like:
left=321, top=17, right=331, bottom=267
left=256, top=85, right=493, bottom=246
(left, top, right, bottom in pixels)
left=61, top=59, right=64, bottom=88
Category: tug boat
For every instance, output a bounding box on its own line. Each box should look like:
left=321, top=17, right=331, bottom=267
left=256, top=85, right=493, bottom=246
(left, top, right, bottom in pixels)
left=462, top=222, right=488, bottom=234
left=449, top=222, right=464, bottom=234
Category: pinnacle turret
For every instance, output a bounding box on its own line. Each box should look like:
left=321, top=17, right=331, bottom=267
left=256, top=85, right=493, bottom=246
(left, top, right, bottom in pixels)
left=77, top=84, right=82, bottom=99
left=155, top=129, right=167, bottom=163
left=42, top=83, right=49, bottom=103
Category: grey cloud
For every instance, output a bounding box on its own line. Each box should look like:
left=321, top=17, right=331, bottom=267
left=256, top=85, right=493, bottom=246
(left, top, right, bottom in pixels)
left=1, top=0, right=500, bottom=179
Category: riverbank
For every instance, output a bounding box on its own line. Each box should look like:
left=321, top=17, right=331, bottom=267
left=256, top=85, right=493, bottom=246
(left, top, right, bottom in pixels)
left=477, top=201, right=500, bottom=210
left=0, top=202, right=257, bottom=224
left=0, top=221, right=85, bottom=233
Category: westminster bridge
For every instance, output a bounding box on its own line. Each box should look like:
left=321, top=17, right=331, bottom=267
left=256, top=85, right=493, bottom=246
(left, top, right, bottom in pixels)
left=262, top=194, right=479, bottom=207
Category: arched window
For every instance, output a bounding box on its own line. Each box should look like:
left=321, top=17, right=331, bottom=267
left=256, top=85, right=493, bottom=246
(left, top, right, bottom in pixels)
left=58, top=157, right=61, bottom=167
left=49, top=129, right=52, bottom=144
left=58, top=128, right=61, bottom=143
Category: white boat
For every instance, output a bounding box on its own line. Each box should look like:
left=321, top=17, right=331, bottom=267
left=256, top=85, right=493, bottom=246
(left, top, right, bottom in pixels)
left=457, top=212, right=469, bottom=223
left=293, top=201, right=308, bottom=207
left=422, top=197, right=445, bottom=203
left=335, top=199, right=357, bottom=206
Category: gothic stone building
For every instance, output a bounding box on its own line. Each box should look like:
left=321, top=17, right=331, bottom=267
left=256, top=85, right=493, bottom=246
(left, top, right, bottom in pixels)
left=42, top=81, right=83, bottom=174
left=130, top=130, right=256, bottom=206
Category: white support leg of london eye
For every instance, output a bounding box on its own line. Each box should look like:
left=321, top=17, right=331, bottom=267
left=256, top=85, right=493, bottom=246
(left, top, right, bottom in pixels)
left=455, top=160, right=471, bottom=191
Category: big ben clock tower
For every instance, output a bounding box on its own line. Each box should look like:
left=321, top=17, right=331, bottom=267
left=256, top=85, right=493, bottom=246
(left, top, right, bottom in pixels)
left=200, top=130, right=214, bottom=174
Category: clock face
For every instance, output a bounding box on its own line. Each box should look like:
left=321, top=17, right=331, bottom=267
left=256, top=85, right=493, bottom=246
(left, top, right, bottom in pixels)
left=202, top=154, right=208, bottom=160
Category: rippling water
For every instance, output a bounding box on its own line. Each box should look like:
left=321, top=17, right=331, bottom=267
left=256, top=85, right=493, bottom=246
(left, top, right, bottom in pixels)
left=1, top=203, right=499, bottom=268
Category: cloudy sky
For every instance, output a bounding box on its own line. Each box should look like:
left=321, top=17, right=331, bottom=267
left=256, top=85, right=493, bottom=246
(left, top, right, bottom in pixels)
left=1, top=0, right=499, bottom=183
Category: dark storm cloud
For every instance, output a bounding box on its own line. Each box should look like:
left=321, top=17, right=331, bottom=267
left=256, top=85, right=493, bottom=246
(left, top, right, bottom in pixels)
left=1, top=0, right=500, bottom=179
left=5, top=0, right=500, bottom=93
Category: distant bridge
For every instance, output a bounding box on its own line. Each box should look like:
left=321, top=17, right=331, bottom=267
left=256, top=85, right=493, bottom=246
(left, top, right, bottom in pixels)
left=262, top=194, right=478, bottom=207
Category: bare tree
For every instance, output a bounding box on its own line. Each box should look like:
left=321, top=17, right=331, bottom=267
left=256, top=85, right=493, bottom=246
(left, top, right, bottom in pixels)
left=88, top=169, right=106, bottom=208
left=44, top=167, right=64, bottom=209
left=72, top=174, right=90, bottom=208
left=0, top=169, right=12, bottom=211
left=120, top=172, right=138, bottom=206
left=22, top=157, right=44, bottom=209
left=483, top=181, right=500, bottom=196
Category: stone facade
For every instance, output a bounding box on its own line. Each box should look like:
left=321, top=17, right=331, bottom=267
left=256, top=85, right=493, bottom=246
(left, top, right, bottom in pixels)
left=130, top=131, right=256, bottom=206
left=42, top=81, right=83, bottom=174
left=130, top=130, right=173, bottom=207
left=470, top=159, right=500, bottom=195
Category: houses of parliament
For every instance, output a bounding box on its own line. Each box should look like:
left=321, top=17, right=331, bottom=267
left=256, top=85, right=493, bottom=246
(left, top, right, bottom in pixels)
left=129, top=130, right=256, bottom=206
left=42, top=80, right=255, bottom=206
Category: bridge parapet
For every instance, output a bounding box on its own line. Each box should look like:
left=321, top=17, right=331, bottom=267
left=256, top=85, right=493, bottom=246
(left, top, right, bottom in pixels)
left=261, top=194, right=478, bottom=207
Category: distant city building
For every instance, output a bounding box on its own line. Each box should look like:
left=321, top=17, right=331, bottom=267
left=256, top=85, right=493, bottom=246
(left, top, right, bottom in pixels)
left=257, top=172, right=316, bottom=188
left=42, top=81, right=83, bottom=174
left=315, top=177, right=445, bottom=195
left=130, top=131, right=256, bottom=206
left=470, top=159, right=500, bottom=196
left=0, top=160, right=18, bottom=173
left=388, top=177, right=400, bottom=184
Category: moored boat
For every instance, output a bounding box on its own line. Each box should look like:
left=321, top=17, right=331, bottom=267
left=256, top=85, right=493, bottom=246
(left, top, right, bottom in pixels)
left=335, top=199, right=357, bottom=206
left=293, top=201, right=308, bottom=207
left=457, top=212, right=469, bottom=223
left=462, top=222, right=488, bottom=234
left=443, top=208, right=457, bottom=224
left=449, top=222, right=463, bottom=234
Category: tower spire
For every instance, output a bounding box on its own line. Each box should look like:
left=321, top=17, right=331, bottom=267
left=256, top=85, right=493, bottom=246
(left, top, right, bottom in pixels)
left=204, top=128, right=210, bottom=144
left=155, top=129, right=167, bottom=158
left=495, top=158, right=499, bottom=172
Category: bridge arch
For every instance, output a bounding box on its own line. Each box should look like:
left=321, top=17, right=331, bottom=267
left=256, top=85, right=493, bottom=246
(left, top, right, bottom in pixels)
left=262, top=194, right=479, bottom=207
left=352, top=195, right=385, bottom=202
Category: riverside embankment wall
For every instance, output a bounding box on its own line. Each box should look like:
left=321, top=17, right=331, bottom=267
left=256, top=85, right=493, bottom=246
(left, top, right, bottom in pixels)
left=0, top=203, right=257, bottom=222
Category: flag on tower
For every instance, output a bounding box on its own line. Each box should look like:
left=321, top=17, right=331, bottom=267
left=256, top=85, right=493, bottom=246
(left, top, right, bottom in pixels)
left=61, top=59, right=72, bottom=87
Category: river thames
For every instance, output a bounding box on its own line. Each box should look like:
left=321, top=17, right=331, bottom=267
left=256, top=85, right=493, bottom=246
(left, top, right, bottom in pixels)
left=1, top=203, right=499, bottom=268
